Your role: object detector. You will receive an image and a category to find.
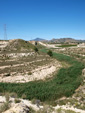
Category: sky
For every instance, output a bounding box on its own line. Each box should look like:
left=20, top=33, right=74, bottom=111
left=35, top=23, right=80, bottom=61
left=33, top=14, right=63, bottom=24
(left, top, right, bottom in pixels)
left=0, top=0, right=85, bottom=40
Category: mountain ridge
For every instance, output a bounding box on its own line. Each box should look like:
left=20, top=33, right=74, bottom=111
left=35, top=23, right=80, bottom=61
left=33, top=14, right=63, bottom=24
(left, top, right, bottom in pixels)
left=31, top=37, right=85, bottom=43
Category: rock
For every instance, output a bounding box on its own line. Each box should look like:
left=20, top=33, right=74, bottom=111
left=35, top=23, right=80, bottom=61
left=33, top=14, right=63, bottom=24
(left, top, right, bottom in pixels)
left=4, top=103, right=29, bottom=113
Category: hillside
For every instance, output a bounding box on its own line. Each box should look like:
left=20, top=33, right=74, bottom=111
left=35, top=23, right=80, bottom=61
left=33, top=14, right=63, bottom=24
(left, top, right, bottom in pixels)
left=4, top=39, right=35, bottom=52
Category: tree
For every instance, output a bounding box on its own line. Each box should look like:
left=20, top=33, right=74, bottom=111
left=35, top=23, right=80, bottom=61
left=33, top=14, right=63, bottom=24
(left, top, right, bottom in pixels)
left=47, top=50, right=53, bottom=57
left=35, top=41, right=37, bottom=45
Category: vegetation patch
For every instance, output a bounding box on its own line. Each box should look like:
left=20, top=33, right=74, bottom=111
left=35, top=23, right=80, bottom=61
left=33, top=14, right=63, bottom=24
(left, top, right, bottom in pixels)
left=57, top=44, right=77, bottom=48
left=47, top=50, right=53, bottom=57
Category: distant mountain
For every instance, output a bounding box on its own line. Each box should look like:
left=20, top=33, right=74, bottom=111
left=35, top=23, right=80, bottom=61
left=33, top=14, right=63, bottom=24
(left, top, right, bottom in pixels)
left=31, top=38, right=45, bottom=41
left=30, top=37, right=85, bottom=43
left=48, top=38, right=85, bottom=43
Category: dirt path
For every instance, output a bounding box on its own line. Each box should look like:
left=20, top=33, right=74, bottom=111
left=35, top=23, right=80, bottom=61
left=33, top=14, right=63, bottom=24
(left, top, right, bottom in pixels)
left=39, top=42, right=59, bottom=48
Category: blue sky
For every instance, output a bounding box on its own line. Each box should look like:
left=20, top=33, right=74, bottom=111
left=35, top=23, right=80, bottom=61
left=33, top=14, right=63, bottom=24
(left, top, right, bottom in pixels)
left=0, top=0, right=85, bottom=40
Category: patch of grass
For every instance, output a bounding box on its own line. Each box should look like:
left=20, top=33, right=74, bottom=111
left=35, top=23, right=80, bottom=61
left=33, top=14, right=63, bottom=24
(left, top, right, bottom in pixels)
left=57, top=44, right=77, bottom=48
left=56, top=108, right=62, bottom=113
left=0, top=93, right=10, bottom=113
left=10, top=92, right=17, bottom=98
left=56, top=108, right=78, bottom=113
left=64, top=109, right=77, bottom=113
left=21, top=94, right=27, bottom=99
left=29, top=107, right=36, bottom=113
left=0, top=102, right=10, bottom=113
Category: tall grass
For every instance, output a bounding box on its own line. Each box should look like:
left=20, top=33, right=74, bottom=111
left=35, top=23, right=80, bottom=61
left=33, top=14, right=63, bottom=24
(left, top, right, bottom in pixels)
left=0, top=49, right=84, bottom=101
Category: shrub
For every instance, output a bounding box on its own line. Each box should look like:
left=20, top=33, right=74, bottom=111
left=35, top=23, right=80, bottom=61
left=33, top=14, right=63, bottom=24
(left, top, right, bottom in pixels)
left=29, top=107, right=35, bottom=113
left=21, top=94, right=26, bottom=99
left=15, top=98, right=21, bottom=103
left=28, top=72, right=32, bottom=75
left=34, top=47, right=38, bottom=53
left=31, top=98, right=36, bottom=104
left=10, top=92, right=17, bottom=98
left=0, top=102, right=10, bottom=113
left=5, top=93, right=10, bottom=102
left=47, top=50, right=53, bottom=57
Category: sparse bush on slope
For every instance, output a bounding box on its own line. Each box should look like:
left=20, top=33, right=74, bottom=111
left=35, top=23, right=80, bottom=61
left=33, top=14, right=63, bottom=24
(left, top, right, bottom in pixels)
left=47, top=50, right=53, bottom=57
left=34, top=47, right=38, bottom=53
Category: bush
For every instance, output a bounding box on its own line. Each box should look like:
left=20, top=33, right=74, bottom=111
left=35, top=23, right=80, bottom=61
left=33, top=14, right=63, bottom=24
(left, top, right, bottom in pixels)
left=28, top=72, right=32, bottom=75
left=47, top=50, right=53, bottom=57
left=10, top=92, right=17, bottom=98
left=34, top=47, right=38, bottom=53
left=15, top=98, right=21, bottom=103
left=22, top=94, right=26, bottom=99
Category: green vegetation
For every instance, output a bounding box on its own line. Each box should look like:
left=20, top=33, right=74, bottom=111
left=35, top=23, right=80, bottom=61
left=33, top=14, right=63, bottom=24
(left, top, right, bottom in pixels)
left=57, top=44, right=77, bottom=48
left=14, top=98, right=21, bottom=103
left=56, top=108, right=77, bottom=113
left=34, top=47, right=38, bottom=53
left=0, top=93, right=10, bottom=113
left=47, top=50, right=53, bottom=57
left=0, top=49, right=84, bottom=102
left=28, top=72, right=32, bottom=75
left=64, top=110, right=78, bottom=113
left=29, top=107, right=36, bottom=113
left=0, top=102, right=10, bottom=113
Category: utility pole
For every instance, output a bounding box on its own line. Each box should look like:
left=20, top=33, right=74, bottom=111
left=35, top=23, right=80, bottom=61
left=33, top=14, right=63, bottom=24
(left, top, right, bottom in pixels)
left=4, top=24, right=7, bottom=40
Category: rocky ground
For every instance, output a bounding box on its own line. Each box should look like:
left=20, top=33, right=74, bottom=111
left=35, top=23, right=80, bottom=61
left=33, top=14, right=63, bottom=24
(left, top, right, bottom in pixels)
left=0, top=93, right=85, bottom=113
